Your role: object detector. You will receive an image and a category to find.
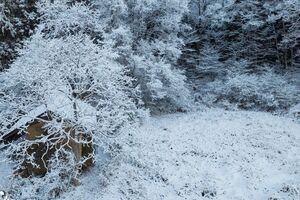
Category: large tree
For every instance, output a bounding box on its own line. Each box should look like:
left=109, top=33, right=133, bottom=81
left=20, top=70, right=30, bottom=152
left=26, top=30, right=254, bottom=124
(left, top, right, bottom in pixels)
left=0, top=1, right=140, bottom=198
left=0, top=32, right=140, bottom=199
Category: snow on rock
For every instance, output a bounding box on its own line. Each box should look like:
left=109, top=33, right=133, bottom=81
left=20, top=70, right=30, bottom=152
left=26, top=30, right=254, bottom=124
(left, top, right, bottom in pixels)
left=4, top=104, right=47, bottom=135
left=3, top=91, right=98, bottom=137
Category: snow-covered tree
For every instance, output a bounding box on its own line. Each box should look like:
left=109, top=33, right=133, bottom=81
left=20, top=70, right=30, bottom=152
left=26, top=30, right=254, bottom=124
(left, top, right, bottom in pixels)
left=265, top=0, right=300, bottom=68
left=0, top=32, right=140, bottom=198
left=0, top=1, right=141, bottom=198
left=183, top=0, right=300, bottom=71
left=94, top=0, right=192, bottom=113
left=36, top=0, right=99, bottom=38
left=0, top=0, right=38, bottom=69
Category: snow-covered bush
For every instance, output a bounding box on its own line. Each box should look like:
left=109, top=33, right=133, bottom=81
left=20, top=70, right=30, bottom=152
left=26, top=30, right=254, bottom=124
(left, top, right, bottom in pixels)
left=200, top=69, right=299, bottom=112
left=133, top=54, right=190, bottom=113
left=289, top=103, right=300, bottom=119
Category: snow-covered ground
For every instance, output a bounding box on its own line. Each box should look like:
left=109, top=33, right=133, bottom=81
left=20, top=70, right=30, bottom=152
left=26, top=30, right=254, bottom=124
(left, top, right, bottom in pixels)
left=2, top=109, right=300, bottom=199
left=60, top=109, right=300, bottom=200
left=0, top=152, right=13, bottom=192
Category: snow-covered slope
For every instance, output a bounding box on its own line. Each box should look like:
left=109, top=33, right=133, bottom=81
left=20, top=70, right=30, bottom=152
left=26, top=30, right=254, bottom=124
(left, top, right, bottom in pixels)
left=60, top=109, right=300, bottom=200
left=92, top=109, right=300, bottom=200
left=2, top=109, right=300, bottom=199
left=0, top=153, right=13, bottom=192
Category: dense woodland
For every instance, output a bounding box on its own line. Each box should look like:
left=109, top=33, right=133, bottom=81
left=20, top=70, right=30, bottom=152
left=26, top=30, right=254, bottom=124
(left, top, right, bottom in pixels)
left=0, top=0, right=299, bottom=199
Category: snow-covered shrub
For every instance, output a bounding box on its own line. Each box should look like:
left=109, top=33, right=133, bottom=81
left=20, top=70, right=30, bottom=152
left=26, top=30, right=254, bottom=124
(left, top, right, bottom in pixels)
left=289, top=103, right=300, bottom=119
left=200, top=69, right=299, bottom=112
left=132, top=48, right=191, bottom=113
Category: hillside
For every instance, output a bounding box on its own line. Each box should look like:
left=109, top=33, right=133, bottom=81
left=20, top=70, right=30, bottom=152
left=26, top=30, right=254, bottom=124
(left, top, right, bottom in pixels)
left=58, top=109, right=300, bottom=200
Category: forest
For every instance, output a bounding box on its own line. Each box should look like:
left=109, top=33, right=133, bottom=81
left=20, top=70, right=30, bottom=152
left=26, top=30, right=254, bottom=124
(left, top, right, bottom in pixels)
left=0, top=0, right=299, bottom=199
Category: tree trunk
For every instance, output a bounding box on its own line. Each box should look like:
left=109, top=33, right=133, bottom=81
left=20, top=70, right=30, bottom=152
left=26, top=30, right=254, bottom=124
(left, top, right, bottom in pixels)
left=72, top=100, right=82, bottom=162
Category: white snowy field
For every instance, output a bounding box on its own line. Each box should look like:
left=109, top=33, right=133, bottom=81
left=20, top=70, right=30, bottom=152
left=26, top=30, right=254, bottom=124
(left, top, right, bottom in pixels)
left=60, top=109, right=300, bottom=200
left=1, top=109, right=300, bottom=199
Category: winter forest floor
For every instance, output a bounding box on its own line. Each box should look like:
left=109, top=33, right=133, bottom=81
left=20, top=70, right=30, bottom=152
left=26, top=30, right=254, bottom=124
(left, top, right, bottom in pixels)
left=1, top=109, right=300, bottom=200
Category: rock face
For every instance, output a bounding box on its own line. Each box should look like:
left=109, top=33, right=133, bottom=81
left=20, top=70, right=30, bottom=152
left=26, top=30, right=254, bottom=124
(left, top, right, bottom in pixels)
left=3, top=113, right=94, bottom=178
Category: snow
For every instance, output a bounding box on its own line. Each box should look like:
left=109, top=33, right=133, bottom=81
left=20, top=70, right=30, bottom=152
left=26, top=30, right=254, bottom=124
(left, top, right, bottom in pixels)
left=5, top=105, right=47, bottom=135
left=45, top=91, right=97, bottom=127
left=289, top=103, right=300, bottom=118
left=59, top=109, right=300, bottom=200
left=3, top=91, right=97, bottom=136
left=0, top=153, right=13, bottom=192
